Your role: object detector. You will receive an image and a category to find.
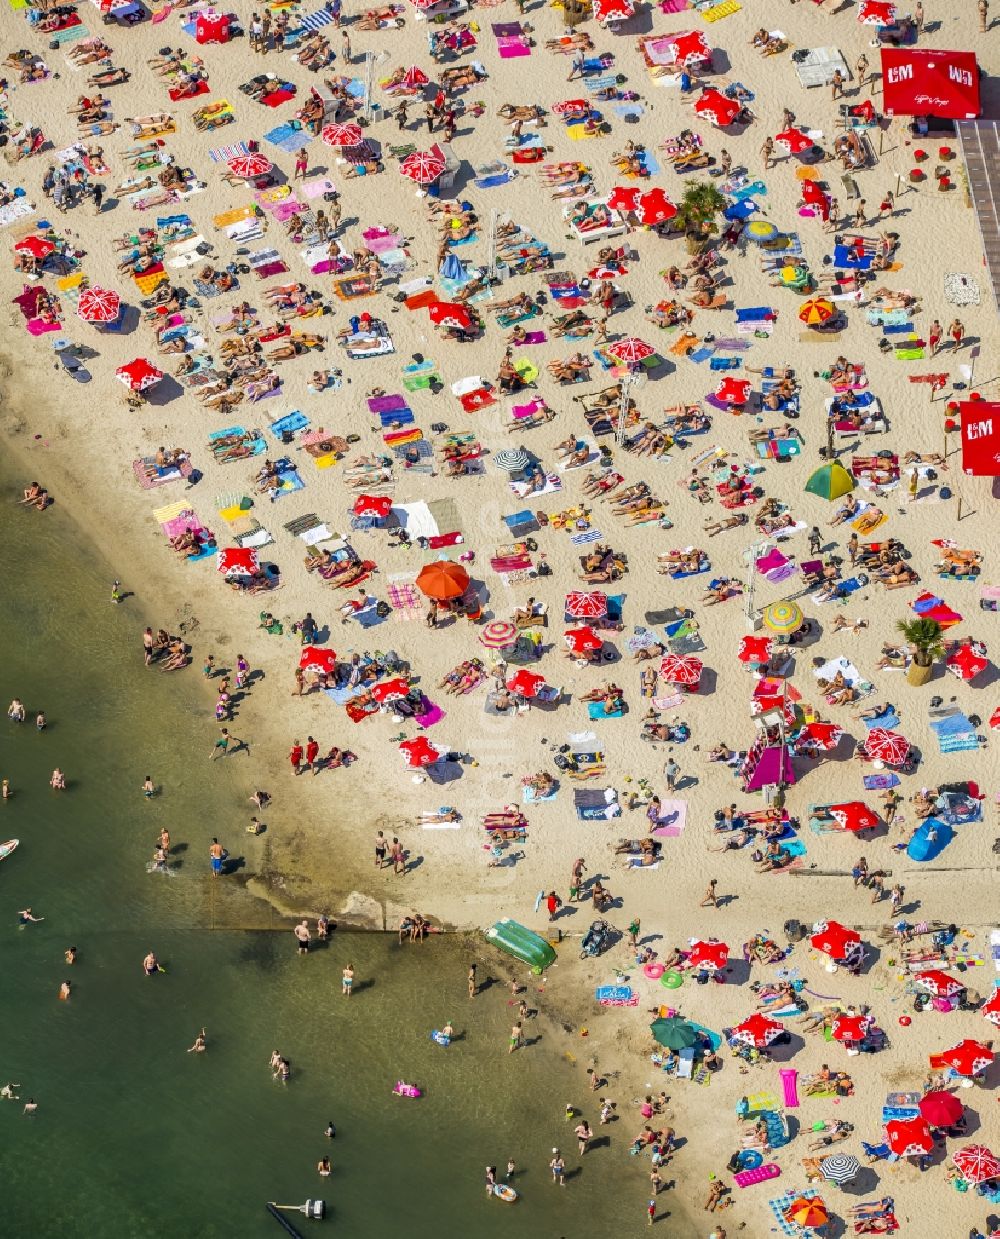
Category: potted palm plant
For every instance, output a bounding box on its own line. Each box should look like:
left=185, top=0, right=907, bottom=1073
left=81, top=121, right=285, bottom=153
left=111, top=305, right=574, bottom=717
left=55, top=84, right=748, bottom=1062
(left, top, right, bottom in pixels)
left=896, top=617, right=944, bottom=686
left=675, top=181, right=727, bottom=255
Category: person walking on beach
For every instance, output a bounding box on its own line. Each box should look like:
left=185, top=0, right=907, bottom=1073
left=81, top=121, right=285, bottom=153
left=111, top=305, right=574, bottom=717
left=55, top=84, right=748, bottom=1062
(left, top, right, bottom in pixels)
left=831, top=69, right=844, bottom=100
left=700, top=879, right=719, bottom=908
left=546, top=890, right=562, bottom=921
left=209, top=838, right=225, bottom=877
left=289, top=740, right=303, bottom=774
left=390, top=837, right=405, bottom=875
left=549, top=1150, right=566, bottom=1185
left=294, top=920, right=311, bottom=955
left=575, top=1119, right=592, bottom=1154
left=663, top=757, right=679, bottom=793
left=293, top=149, right=309, bottom=181
left=305, top=735, right=320, bottom=774
left=628, top=917, right=641, bottom=949
left=468, top=963, right=477, bottom=998
left=143, top=627, right=155, bottom=664
left=210, top=728, right=245, bottom=760
left=374, top=830, right=387, bottom=869
left=342, top=963, right=354, bottom=996
left=571, top=856, right=587, bottom=900
left=928, top=319, right=943, bottom=354
left=948, top=318, right=965, bottom=349
left=760, top=136, right=773, bottom=170
left=509, top=1021, right=522, bottom=1053
left=979, top=0, right=989, bottom=32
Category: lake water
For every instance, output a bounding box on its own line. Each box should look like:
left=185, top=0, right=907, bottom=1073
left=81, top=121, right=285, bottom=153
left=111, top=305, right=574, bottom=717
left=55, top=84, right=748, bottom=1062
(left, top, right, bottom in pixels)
left=0, top=461, right=665, bottom=1238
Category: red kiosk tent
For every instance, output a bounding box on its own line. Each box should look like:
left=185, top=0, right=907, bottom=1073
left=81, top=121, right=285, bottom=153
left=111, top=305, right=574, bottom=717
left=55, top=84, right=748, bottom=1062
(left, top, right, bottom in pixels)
left=880, top=48, right=980, bottom=120
left=959, top=401, right=1000, bottom=475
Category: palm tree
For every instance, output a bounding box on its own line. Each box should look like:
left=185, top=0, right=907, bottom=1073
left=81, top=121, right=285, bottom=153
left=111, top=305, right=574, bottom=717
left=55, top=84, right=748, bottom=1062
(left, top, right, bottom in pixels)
left=896, top=617, right=944, bottom=686
left=675, top=181, right=727, bottom=251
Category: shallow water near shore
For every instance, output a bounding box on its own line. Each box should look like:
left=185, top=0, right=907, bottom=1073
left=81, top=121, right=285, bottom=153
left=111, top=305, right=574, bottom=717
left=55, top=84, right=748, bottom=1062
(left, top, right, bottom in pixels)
left=0, top=459, right=665, bottom=1238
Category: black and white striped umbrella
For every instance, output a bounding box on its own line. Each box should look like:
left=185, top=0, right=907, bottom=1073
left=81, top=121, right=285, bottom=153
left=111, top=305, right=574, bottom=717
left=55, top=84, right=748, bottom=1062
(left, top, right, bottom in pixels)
left=493, top=448, right=530, bottom=472
left=819, top=1153, right=860, bottom=1185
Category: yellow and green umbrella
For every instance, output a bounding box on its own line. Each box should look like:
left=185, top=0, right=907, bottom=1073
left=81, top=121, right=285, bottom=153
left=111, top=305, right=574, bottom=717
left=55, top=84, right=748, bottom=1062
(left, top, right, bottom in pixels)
left=762, top=600, right=804, bottom=635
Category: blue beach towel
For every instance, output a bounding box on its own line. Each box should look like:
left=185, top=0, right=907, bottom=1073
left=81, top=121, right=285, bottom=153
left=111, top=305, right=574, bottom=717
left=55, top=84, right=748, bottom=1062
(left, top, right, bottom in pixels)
left=269, top=411, right=309, bottom=438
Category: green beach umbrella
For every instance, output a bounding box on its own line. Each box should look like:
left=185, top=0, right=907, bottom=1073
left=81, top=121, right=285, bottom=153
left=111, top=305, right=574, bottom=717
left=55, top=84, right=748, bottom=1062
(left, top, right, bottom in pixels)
left=804, top=460, right=855, bottom=501
left=650, top=1017, right=698, bottom=1051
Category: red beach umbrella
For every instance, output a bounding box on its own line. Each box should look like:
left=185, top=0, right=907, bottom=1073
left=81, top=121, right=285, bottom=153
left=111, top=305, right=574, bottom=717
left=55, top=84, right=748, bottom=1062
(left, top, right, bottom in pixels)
left=737, top=635, right=772, bottom=664
left=953, top=1145, right=1000, bottom=1184
left=321, top=122, right=363, bottom=148
left=609, top=336, right=655, bottom=364
left=802, top=178, right=827, bottom=205
left=217, top=546, right=259, bottom=576
left=402, top=65, right=429, bottom=88
left=607, top=185, right=640, bottom=212
left=659, top=653, right=702, bottom=686
left=916, top=1090, right=966, bottom=1129
left=810, top=920, right=860, bottom=959
left=371, top=676, right=410, bottom=702
left=858, top=0, right=896, bottom=22
left=982, top=989, right=1000, bottom=1027
left=507, top=669, right=547, bottom=698
left=14, top=235, right=55, bottom=259
left=593, top=0, right=633, bottom=22
left=77, top=286, right=121, bottom=323
left=886, top=1117, right=934, bottom=1157
left=831, top=1013, right=869, bottom=1042
left=399, top=736, right=440, bottom=768
left=863, top=728, right=910, bottom=765
left=666, top=30, right=711, bottom=67
left=947, top=643, right=989, bottom=682
left=919, top=1091, right=964, bottom=1128
left=399, top=149, right=446, bottom=184
left=693, top=89, right=740, bottom=127
left=731, top=1012, right=784, bottom=1048
left=299, top=645, right=338, bottom=674
left=226, top=152, right=273, bottom=178
left=636, top=188, right=677, bottom=226
left=428, top=301, right=473, bottom=330
left=827, top=801, right=879, bottom=833
left=716, top=376, right=751, bottom=404
left=937, top=1039, right=994, bottom=1077
left=799, top=722, right=843, bottom=751
left=914, top=970, right=965, bottom=999
left=775, top=128, right=814, bottom=155
left=553, top=98, right=591, bottom=116
left=116, top=358, right=163, bottom=392
left=415, top=560, right=469, bottom=600
left=688, top=939, right=728, bottom=972
left=353, top=493, right=393, bottom=518
left=406, top=0, right=439, bottom=8
left=565, top=626, right=603, bottom=655
left=565, top=591, right=608, bottom=619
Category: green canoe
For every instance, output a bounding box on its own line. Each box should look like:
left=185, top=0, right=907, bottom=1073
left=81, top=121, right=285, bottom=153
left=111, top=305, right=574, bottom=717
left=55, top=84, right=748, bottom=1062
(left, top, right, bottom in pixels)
left=485, top=918, right=557, bottom=975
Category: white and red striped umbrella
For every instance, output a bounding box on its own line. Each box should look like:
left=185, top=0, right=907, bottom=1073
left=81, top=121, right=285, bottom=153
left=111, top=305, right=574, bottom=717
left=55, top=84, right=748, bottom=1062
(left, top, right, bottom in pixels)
left=858, top=0, right=896, bottom=23
left=731, top=1012, right=783, bottom=1048
left=688, top=939, right=728, bottom=972
left=863, top=728, right=910, bottom=765
left=217, top=546, right=260, bottom=576
left=299, top=645, right=337, bottom=674
left=886, top=1117, right=933, bottom=1157
left=693, top=89, right=740, bottom=128
left=399, top=149, right=446, bottom=184
left=565, top=591, right=608, bottom=619
left=116, top=358, right=164, bottom=392
left=659, top=653, right=702, bottom=686
left=478, top=620, right=517, bottom=650
left=226, top=152, right=272, bottom=178
left=914, top=969, right=965, bottom=999
left=77, top=286, right=121, bottom=323
left=321, top=122, right=363, bottom=149
left=954, top=1145, right=1000, bottom=1184
left=609, top=337, right=655, bottom=364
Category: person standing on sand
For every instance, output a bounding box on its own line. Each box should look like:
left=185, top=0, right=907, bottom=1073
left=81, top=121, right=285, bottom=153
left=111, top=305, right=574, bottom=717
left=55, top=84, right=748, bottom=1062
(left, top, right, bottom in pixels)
left=509, top=1021, right=522, bottom=1053
left=391, top=837, right=405, bottom=875
left=305, top=735, right=320, bottom=774
left=289, top=740, right=303, bottom=774
left=928, top=320, right=943, bottom=354
left=294, top=920, right=311, bottom=955
left=468, top=963, right=477, bottom=998
left=700, top=879, right=719, bottom=908
left=209, top=838, right=225, bottom=877
left=549, top=1149, right=566, bottom=1185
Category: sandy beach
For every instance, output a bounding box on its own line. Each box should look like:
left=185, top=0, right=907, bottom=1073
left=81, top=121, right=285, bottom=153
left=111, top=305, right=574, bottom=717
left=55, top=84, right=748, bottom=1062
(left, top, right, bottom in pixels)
left=2, top=0, right=1000, bottom=1230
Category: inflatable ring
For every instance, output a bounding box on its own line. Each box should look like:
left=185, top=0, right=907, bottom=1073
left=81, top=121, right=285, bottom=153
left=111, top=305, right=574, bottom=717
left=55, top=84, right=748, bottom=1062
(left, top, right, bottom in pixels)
left=660, top=970, right=683, bottom=989
left=643, top=963, right=665, bottom=980
left=738, top=1150, right=763, bottom=1170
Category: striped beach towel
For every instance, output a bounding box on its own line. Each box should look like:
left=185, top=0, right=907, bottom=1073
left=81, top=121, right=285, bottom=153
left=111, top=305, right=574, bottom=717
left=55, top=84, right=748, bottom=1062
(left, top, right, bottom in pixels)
left=208, top=141, right=251, bottom=163
left=296, top=7, right=336, bottom=32
left=387, top=576, right=422, bottom=620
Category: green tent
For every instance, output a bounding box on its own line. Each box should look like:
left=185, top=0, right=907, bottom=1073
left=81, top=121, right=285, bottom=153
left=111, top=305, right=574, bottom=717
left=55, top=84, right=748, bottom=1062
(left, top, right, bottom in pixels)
left=804, top=461, right=855, bottom=501
left=650, top=1016, right=698, bottom=1052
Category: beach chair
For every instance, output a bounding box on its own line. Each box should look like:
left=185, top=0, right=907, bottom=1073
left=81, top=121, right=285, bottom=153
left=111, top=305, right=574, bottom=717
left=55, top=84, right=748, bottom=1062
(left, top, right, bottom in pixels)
left=676, top=1046, right=695, bottom=1080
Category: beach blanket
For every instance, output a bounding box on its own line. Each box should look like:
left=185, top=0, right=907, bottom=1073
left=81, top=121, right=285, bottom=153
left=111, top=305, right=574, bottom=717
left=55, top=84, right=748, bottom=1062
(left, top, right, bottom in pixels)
left=649, top=798, right=686, bottom=838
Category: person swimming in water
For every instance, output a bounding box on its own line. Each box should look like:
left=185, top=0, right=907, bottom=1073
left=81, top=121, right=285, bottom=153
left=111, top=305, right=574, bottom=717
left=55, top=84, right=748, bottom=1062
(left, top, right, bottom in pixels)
left=7, top=699, right=25, bottom=722
left=142, top=951, right=160, bottom=976
left=35, top=712, right=46, bottom=731
left=65, top=947, right=77, bottom=965
left=187, top=1028, right=207, bottom=1053
left=59, top=981, right=71, bottom=1001
left=18, top=908, right=44, bottom=926
left=142, top=775, right=155, bottom=799
left=1, top=1083, right=21, bottom=1101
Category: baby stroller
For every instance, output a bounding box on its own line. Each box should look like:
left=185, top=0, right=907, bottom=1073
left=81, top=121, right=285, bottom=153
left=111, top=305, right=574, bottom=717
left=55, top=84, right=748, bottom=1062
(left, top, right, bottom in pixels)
left=580, top=919, right=610, bottom=959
